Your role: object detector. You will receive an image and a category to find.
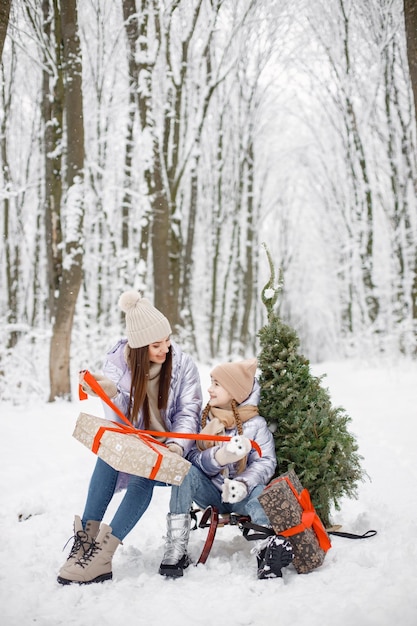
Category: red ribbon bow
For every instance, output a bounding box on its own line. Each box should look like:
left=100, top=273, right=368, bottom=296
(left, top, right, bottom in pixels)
left=278, top=477, right=331, bottom=552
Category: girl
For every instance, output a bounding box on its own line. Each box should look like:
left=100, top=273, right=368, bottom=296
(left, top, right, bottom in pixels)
left=57, top=290, right=202, bottom=585
left=158, top=359, right=293, bottom=579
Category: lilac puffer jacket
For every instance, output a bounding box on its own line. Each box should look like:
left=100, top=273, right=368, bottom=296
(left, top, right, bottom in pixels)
left=187, top=381, right=277, bottom=495
left=100, top=338, right=202, bottom=455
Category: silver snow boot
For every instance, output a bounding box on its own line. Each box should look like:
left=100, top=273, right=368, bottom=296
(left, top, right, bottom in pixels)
left=159, top=513, right=192, bottom=578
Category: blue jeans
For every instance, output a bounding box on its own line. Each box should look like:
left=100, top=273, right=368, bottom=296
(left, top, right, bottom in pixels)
left=82, top=458, right=167, bottom=541
left=169, top=465, right=270, bottom=526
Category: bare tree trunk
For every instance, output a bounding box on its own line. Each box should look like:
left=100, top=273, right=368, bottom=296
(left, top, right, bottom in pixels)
left=122, top=0, right=172, bottom=317
left=1, top=34, right=18, bottom=345
left=0, top=2, right=14, bottom=347
left=403, top=0, right=417, bottom=333
left=339, top=0, right=378, bottom=325
left=404, top=0, right=417, bottom=124
left=150, top=147, right=172, bottom=315
left=239, top=141, right=255, bottom=349
left=121, top=0, right=148, bottom=283
left=179, top=159, right=199, bottom=355
left=381, top=33, right=416, bottom=342
left=209, top=108, right=226, bottom=358
left=0, top=0, right=11, bottom=61
left=42, top=0, right=64, bottom=317
left=49, top=0, right=85, bottom=401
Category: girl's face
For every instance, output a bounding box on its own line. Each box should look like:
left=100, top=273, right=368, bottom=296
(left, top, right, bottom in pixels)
left=148, top=337, right=171, bottom=364
left=208, top=377, right=233, bottom=409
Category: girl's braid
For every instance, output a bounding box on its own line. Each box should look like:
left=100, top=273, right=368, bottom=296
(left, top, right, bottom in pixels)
left=231, top=400, right=248, bottom=475
left=231, top=399, right=243, bottom=435
left=201, top=403, right=211, bottom=429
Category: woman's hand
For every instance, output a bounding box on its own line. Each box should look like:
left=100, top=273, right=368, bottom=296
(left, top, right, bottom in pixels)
left=79, top=371, right=117, bottom=399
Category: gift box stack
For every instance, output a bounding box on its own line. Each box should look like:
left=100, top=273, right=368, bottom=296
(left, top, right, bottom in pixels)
left=73, top=412, right=191, bottom=486
left=258, top=469, right=331, bottom=574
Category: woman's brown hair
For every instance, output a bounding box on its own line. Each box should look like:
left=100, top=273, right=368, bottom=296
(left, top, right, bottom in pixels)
left=128, top=344, right=172, bottom=428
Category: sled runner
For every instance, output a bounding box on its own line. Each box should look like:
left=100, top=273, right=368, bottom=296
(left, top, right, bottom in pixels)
left=192, top=506, right=274, bottom=565
left=192, top=506, right=377, bottom=567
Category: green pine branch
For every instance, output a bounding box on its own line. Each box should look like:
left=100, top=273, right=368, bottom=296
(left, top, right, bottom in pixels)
left=257, top=245, right=367, bottom=526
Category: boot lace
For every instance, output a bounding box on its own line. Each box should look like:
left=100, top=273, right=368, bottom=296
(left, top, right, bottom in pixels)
left=64, top=530, right=93, bottom=560
left=75, top=539, right=102, bottom=569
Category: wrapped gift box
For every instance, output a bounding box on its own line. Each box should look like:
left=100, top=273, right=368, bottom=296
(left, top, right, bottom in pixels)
left=258, top=469, right=331, bottom=573
left=73, top=412, right=191, bottom=486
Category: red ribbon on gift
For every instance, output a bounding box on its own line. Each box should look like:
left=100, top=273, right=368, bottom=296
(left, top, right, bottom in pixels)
left=276, top=476, right=331, bottom=552
left=78, top=370, right=262, bottom=479
left=90, top=421, right=168, bottom=480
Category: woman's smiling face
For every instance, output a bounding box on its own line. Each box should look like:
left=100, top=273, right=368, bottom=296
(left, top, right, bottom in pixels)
left=148, top=337, right=171, bottom=363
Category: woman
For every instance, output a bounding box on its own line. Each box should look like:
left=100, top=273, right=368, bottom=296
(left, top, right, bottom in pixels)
left=57, top=290, right=202, bottom=585
left=158, top=358, right=293, bottom=580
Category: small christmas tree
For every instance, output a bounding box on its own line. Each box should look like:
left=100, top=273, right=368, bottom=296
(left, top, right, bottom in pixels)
left=257, top=245, right=367, bottom=527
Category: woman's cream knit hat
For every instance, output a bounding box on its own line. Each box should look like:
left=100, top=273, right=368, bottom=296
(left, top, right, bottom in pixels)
left=119, top=290, right=172, bottom=348
left=210, top=358, right=258, bottom=403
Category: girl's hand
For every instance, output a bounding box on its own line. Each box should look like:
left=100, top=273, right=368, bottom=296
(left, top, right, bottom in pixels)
left=214, top=435, right=251, bottom=465
left=221, top=478, right=248, bottom=503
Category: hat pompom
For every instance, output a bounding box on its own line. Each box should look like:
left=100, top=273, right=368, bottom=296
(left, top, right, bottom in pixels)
left=118, top=290, right=142, bottom=313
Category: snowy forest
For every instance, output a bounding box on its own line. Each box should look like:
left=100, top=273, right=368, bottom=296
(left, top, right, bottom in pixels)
left=1, top=0, right=417, bottom=403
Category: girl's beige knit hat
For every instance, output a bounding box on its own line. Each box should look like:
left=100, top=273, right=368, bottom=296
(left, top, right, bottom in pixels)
left=210, top=358, right=258, bottom=403
left=119, top=290, right=172, bottom=348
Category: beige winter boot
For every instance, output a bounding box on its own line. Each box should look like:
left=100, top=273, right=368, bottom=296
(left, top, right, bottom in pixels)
left=58, top=515, right=100, bottom=577
left=57, top=523, right=121, bottom=585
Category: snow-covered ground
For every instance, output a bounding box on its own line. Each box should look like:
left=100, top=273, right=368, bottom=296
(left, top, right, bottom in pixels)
left=1, top=358, right=416, bottom=626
